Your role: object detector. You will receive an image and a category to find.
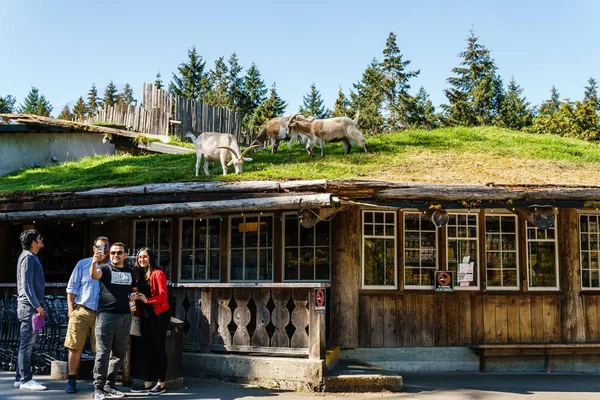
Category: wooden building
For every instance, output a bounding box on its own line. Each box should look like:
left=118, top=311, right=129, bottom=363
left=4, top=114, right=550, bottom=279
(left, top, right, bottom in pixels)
left=2, top=179, right=600, bottom=379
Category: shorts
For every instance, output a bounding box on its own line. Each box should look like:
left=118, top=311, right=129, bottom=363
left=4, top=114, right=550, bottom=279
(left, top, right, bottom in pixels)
left=64, top=304, right=96, bottom=351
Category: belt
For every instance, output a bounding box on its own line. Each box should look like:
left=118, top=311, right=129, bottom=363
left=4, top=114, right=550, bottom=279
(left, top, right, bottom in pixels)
left=76, top=304, right=96, bottom=313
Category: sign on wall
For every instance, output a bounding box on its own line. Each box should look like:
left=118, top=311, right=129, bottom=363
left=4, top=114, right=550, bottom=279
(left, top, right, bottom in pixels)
left=435, top=271, right=454, bottom=292
left=315, top=288, right=326, bottom=313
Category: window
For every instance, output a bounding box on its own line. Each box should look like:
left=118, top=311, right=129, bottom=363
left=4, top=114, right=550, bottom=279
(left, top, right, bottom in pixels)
left=580, top=214, right=600, bottom=289
left=485, top=214, right=519, bottom=290
left=283, top=213, right=330, bottom=281
left=229, top=214, right=274, bottom=281
left=403, top=211, right=438, bottom=289
left=362, top=210, right=396, bottom=289
left=180, top=217, right=221, bottom=281
left=447, top=213, right=479, bottom=290
left=134, top=219, right=172, bottom=279
left=527, top=220, right=559, bottom=290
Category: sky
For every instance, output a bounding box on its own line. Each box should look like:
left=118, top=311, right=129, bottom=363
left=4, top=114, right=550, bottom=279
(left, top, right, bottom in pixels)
left=1, top=0, right=599, bottom=118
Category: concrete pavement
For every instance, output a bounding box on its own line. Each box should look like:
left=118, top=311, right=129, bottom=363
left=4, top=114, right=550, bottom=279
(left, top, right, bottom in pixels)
left=2, top=370, right=600, bottom=399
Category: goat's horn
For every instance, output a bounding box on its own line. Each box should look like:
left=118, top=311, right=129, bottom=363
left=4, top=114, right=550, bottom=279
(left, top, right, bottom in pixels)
left=240, top=144, right=259, bottom=158
left=218, top=146, right=241, bottom=160
left=288, top=113, right=303, bottom=124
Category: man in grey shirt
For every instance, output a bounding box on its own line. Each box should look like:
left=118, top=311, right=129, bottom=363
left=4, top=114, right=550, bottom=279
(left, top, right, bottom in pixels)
left=14, top=229, right=47, bottom=391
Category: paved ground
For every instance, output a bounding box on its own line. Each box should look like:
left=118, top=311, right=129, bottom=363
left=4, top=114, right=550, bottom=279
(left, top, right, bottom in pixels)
left=2, top=370, right=600, bottom=399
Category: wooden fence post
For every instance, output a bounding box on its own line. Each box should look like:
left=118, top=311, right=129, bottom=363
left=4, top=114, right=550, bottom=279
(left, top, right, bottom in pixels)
left=308, top=288, right=326, bottom=360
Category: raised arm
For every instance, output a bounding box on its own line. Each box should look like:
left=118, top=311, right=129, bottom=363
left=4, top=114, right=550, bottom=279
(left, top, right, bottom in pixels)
left=89, top=251, right=104, bottom=280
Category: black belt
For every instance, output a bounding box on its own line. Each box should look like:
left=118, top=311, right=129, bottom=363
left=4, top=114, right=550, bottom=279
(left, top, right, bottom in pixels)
left=76, top=304, right=96, bottom=313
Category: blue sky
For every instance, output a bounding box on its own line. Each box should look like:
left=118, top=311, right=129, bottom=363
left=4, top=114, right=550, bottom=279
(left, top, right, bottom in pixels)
left=1, top=0, right=598, bottom=117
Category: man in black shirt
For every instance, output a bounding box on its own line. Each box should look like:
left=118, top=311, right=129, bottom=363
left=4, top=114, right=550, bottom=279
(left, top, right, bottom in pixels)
left=90, top=242, right=136, bottom=400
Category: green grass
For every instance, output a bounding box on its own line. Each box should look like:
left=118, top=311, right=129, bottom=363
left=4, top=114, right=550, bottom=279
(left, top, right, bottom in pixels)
left=2, top=126, right=600, bottom=195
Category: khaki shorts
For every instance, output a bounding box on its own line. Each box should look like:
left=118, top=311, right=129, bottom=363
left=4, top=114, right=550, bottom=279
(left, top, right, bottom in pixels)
left=64, top=304, right=96, bottom=351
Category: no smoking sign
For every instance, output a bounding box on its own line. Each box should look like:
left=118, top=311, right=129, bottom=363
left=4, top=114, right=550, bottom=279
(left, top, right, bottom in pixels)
left=315, top=288, right=326, bottom=313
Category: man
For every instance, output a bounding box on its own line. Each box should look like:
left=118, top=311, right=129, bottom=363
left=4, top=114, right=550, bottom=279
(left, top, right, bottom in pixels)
left=15, top=229, right=47, bottom=391
left=90, top=242, right=136, bottom=400
left=63, top=236, right=109, bottom=394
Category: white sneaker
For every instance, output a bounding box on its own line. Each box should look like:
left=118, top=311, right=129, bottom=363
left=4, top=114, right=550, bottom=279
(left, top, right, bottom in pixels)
left=13, top=381, right=21, bottom=389
left=20, top=379, right=47, bottom=391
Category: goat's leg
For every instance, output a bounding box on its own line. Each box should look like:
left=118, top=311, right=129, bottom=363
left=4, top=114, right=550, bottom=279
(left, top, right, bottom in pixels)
left=195, top=153, right=201, bottom=177
left=220, top=153, right=228, bottom=176
left=319, top=138, right=326, bottom=158
left=271, top=138, right=278, bottom=154
left=203, top=157, right=211, bottom=176
left=341, top=139, right=351, bottom=155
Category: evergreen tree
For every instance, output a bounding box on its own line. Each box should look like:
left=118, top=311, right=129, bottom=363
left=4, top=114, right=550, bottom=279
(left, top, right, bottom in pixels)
left=406, top=87, right=439, bottom=129
left=266, top=83, right=287, bottom=116
left=227, top=52, right=245, bottom=112
left=299, top=83, right=329, bottom=119
left=57, top=104, right=74, bottom=120
left=87, top=83, right=101, bottom=117
left=117, top=83, right=135, bottom=106
left=102, top=80, right=118, bottom=108
left=496, top=77, right=533, bottom=130
left=250, top=83, right=288, bottom=131
left=584, top=77, right=599, bottom=112
left=240, top=62, right=267, bottom=118
left=332, top=87, right=351, bottom=117
left=538, top=86, right=561, bottom=116
left=0, top=94, right=16, bottom=113
left=18, top=87, right=53, bottom=117
left=351, top=58, right=386, bottom=134
left=526, top=100, right=600, bottom=141
left=442, top=29, right=503, bottom=126
left=205, top=56, right=230, bottom=107
left=169, top=46, right=210, bottom=101
left=72, top=96, right=88, bottom=119
left=380, top=32, right=420, bottom=130
left=154, top=72, right=164, bottom=90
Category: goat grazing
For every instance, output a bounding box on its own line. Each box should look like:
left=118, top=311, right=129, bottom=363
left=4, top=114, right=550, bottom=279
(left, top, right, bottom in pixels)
left=185, top=132, right=258, bottom=176
left=251, top=115, right=314, bottom=153
left=286, top=112, right=367, bottom=157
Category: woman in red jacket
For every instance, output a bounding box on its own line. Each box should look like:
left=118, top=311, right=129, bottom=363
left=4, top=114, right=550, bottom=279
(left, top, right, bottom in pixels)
left=129, top=247, right=170, bottom=395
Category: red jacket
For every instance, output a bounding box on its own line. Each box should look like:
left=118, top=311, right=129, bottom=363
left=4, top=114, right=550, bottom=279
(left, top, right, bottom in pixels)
left=145, top=269, right=170, bottom=316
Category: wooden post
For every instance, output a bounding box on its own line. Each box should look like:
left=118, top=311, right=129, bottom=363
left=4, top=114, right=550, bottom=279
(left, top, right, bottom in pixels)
left=200, top=288, right=215, bottom=352
left=309, top=288, right=326, bottom=360
left=558, top=208, right=585, bottom=342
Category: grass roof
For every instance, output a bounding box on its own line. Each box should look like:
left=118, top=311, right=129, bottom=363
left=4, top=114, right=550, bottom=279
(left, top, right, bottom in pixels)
left=2, top=126, right=600, bottom=195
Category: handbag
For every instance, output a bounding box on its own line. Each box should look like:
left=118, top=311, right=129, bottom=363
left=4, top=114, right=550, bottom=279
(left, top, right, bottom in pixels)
left=130, top=315, right=141, bottom=336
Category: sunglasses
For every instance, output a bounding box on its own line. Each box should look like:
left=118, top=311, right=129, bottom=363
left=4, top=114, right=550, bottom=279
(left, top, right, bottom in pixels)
left=110, top=251, right=124, bottom=255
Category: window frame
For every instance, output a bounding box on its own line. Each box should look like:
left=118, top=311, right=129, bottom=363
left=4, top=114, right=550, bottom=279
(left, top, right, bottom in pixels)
left=281, top=212, right=331, bottom=282
left=484, top=211, right=520, bottom=291
left=578, top=211, right=600, bottom=291
left=402, top=210, right=438, bottom=290
left=133, top=218, right=172, bottom=280
left=179, top=216, right=221, bottom=282
left=228, top=213, right=275, bottom=282
left=361, top=209, right=397, bottom=290
left=445, top=212, right=480, bottom=291
left=526, top=218, right=560, bottom=291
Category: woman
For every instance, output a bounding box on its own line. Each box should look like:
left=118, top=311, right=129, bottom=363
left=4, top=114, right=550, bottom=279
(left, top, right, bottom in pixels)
left=129, top=248, right=170, bottom=395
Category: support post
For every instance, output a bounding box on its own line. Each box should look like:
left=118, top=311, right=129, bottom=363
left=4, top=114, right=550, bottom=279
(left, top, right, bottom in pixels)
left=309, top=289, right=326, bottom=360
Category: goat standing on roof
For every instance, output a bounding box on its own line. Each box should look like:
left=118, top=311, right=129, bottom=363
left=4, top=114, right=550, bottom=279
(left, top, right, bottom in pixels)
left=251, top=115, right=315, bottom=154
left=185, top=132, right=258, bottom=176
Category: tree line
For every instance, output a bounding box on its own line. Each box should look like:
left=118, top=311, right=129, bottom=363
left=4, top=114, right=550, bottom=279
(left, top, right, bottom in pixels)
left=1, top=29, right=598, bottom=141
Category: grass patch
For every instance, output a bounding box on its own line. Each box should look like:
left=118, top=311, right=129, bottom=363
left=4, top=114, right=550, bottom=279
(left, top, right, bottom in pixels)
left=2, top=126, right=600, bottom=195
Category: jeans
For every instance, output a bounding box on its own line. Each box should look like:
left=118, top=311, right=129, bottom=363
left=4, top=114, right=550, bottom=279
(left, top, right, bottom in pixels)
left=93, top=312, right=131, bottom=389
left=16, top=304, right=39, bottom=383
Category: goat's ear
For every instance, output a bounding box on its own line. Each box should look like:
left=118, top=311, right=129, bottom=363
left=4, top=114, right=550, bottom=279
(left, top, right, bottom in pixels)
left=243, top=157, right=253, bottom=162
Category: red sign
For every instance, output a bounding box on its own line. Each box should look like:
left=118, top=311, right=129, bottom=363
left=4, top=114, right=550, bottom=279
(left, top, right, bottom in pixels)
left=315, top=288, right=326, bottom=313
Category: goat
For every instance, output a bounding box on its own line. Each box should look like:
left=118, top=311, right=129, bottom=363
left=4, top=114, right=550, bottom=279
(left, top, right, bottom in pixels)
left=251, top=115, right=315, bottom=153
left=185, top=132, right=258, bottom=176
left=286, top=112, right=367, bottom=157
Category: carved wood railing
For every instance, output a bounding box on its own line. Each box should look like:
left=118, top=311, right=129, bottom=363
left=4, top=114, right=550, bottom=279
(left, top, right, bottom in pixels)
left=171, top=283, right=328, bottom=360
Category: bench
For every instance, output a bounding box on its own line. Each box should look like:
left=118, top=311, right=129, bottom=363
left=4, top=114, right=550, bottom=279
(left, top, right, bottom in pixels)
left=471, top=343, right=600, bottom=372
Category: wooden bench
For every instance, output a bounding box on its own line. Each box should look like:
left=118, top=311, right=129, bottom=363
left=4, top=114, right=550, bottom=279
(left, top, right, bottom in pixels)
left=471, top=343, right=600, bottom=372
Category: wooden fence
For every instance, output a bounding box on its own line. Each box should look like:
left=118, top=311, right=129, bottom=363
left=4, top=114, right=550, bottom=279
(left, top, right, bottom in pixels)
left=80, top=83, right=247, bottom=144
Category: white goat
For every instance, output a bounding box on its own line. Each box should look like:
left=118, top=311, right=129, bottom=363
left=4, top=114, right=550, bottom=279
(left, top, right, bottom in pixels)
left=251, top=115, right=315, bottom=153
left=185, top=132, right=258, bottom=176
left=286, top=112, right=367, bottom=157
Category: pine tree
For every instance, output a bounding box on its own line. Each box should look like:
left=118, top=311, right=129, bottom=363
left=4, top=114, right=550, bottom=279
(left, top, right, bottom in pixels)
left=406, top=87, right=439, bottom=129
left=266, top=83, right=287, bottom=116
left=102, top=80, right=118, bottom=108
left=380, top=32, right=420, bottom=130
left=584, top=77, right=599, bottom=112
left=169, top=46, right=211, bottom=101
left=18, top=87, right=53, bottom=117
left=72, top=96, right=88, bottom=119
left=117, top=83, right=135, bottom=106
left=496, top=77, right=533, bottom=130
left=351, top=58, right=386, bottom=134
left=538, top=86, right=561, bottom=116
left=299, top=83, right=329, bottom=118
left=87, top=83, right=102, bottom=117
left=57, top=104, right=74, bottom=120
left=227, top=52, right=244, bottom=112
left=154, top=72, right=163, bottom=90
left=240, top=62, right=267, bottom=118
left=250, top=83, right=288, bottom=131
left=332, top=87, right=351, bottom=117
left=0, top=94, right=16, bottom=113
left=205, top=56, right=230, bottom=107
left=442, top=29, right=503, bottom=126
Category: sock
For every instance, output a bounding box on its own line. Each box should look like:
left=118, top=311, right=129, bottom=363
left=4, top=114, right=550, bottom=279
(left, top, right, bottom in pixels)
left=68, top=374, right=76, bottom=380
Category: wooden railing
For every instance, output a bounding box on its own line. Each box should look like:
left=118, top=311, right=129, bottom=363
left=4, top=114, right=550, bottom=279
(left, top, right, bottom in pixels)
left=171, top=283, right=328, bottom=360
